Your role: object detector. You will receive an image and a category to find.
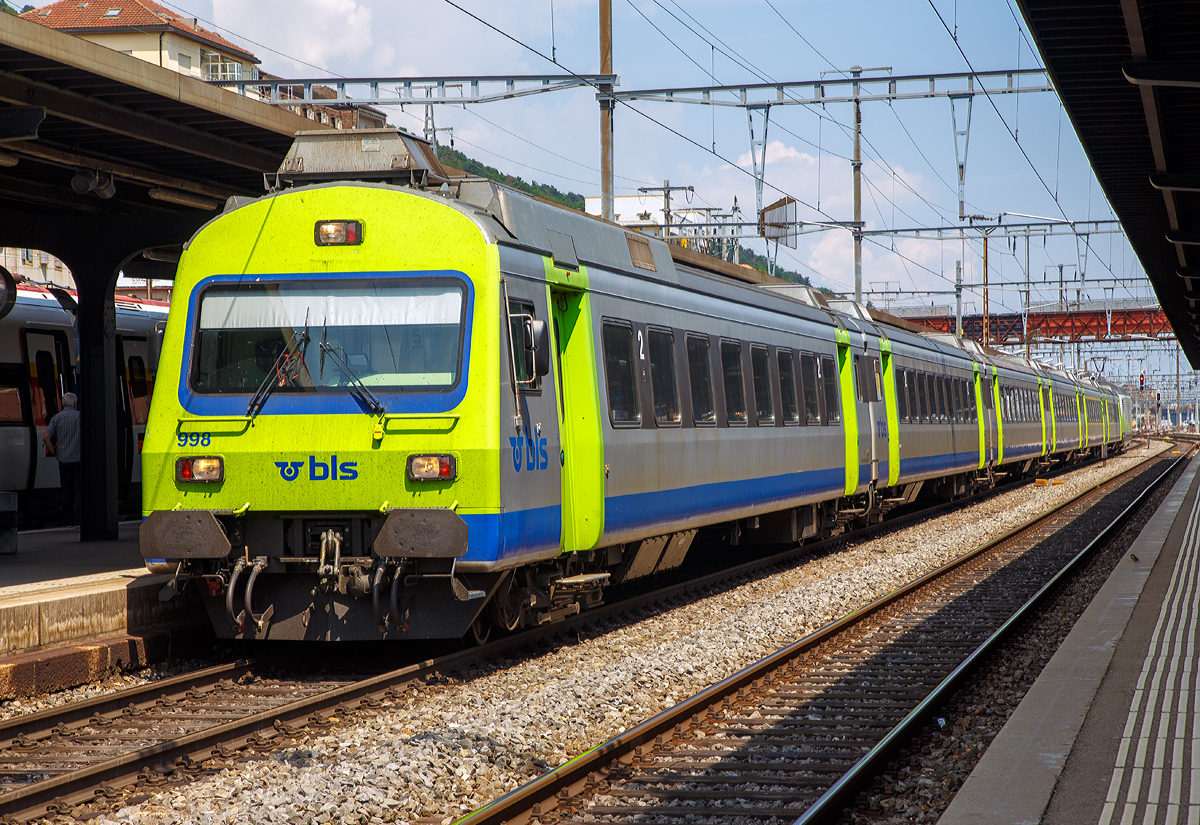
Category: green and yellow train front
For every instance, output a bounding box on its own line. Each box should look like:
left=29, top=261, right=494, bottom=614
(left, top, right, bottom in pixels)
left=141, top=184, right=510, bottom=640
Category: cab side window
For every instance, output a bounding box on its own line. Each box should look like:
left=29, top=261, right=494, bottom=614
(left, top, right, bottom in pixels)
left=508, top=299, right=541, bottom=392
left=602, top=322, right=640, bottom=426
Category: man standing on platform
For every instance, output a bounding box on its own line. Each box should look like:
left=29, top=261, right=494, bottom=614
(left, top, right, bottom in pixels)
left=43, top=392, right=80, bottom=526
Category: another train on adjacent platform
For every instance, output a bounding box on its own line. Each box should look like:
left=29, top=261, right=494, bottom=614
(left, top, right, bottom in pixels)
left=139, top=129, right=1130, bottom=642
left=0, top=276, right=166, bottom=524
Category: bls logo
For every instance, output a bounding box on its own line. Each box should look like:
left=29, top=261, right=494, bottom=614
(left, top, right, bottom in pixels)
left=510, top=436, right=548, bottom=473
left=875, top=418, right=889, bottom=438
left=275, top=455, right=359, bottom=482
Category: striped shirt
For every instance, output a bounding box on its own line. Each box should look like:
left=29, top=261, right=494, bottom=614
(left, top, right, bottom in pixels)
left=46, top=408, right=81, bottom=464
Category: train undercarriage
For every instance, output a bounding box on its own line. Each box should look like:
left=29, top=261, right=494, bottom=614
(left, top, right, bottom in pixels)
left=149, top=442, right=1122, bottom=644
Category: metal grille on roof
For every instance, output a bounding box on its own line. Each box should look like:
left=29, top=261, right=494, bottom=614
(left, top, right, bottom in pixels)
left=627, top=234, right=656, bottom=271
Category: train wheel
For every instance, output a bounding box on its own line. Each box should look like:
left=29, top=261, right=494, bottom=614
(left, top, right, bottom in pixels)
left=469, top=612, right=491, bottom=646
left=487, top=570, right=522, bottom=632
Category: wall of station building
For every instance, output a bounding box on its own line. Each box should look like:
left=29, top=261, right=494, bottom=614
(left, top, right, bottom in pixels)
left=0, top=247, right=73, bottom=289
left=76, top=31, right=254, bottom=82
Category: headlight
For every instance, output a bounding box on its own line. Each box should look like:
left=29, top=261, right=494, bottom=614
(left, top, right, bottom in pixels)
left=407, top=454, right=456, bottom=481
left=314, top=219, right=362, bottom=246
left=177, top=456, right=223, bottom=483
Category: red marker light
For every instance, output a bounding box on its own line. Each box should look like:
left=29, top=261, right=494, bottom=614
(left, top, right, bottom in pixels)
left=408, top=454, right=457, bottom=481
left=180, top=458, right=193, bottom=480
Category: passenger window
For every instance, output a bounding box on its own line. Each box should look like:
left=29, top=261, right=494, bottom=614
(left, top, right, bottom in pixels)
left=917, top=372, right=929, bottom=422
left=647, top=329, right=680, bottom=427
left=721, top=341, right=747, bottom=425
left=951, top=379, right=962, bottom=423
left=602, top=322, right=640, bottom=426
left=855, top=355, right=869, bottom=402
left=907, top=370, right=919, bottom=423
left=801, top=353, right=821, bottom=425
left=128, top=355, right=150, bottom=425
left=936, top=377, right=948, bottom=422
left=778, top=350, right=799, bottom=425
left=896, top=369, right=909, bottom=422
left=751, top=345, right=774, bottom=425
left=686, top=335, right=715, bottom=425
left=821, top=355, right=840, bottom=425
left=0, top=365, right=24, bottom=423
left=926, top=373, right=937, bottom=422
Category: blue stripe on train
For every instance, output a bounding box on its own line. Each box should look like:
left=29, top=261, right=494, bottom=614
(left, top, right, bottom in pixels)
left=602, top=467, right=846, bottom=537
left=899, top=450, right=979, bottom=476
left=460, top=506, right=562, bottom=565
left=462, top=437, right=1105, bottom=565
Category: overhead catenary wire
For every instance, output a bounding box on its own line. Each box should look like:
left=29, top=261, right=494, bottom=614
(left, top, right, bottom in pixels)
left=926, top=0, right=1144, bottom=304
left=642, top=0, right=959, bottom=226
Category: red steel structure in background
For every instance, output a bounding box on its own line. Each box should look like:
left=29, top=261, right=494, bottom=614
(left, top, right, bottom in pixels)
left=905, top=307, right=1173, bottom=344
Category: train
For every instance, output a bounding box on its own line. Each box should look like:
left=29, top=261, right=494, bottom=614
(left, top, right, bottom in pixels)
left=139, top=128, right=1131, bottom=642
left=0, top=272, right=167, bottom=524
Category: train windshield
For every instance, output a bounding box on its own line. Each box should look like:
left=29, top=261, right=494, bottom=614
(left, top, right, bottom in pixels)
left=190, top=279, right=465, bottom=394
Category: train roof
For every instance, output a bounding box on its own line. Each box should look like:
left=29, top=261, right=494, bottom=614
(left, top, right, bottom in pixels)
left=222, top=130, right=1123, bottom=395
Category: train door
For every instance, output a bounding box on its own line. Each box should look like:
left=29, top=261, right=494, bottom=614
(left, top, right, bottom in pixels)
left=549, top=286, right=605, bottom=553
left=22, top=329, right=71, bottom=495
left=853, top=347, right=886, bottom=487
left=119, top=337, right=152, bottom=500
left=977, top=370, right=996, bottom=466
left=501, top=285, right=564, bottom=560
left=1040, top=381, right=1051, bottom=457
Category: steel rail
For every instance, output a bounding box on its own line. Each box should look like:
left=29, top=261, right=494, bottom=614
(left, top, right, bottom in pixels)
left=0, top=443, right=1153, bottom=823
left=454, top=445, right=1186, bottom=825
left=0, top=658, right=266, bottom=746
left=794, top=445, right=1195, bottom=824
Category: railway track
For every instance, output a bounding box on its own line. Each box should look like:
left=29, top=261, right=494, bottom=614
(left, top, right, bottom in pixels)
left=0, top=445, right=1160, bottom=823
left=456, top=445, right=1190, bottom=825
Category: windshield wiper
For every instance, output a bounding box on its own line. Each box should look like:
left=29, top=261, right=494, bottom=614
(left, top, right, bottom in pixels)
left=319, top=342, right=387, bottom=416
left=246, top=329, right=310, bottom=419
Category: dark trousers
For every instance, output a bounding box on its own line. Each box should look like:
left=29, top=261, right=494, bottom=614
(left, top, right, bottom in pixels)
left=58, top=461, right=80, bottom=525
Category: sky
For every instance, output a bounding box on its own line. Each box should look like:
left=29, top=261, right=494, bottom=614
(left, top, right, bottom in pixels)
left=91, top=0, right=1186, bottom=388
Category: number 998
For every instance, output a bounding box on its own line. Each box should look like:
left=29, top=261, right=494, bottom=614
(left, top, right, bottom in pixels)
left=177, top=432, right=211, bottom=447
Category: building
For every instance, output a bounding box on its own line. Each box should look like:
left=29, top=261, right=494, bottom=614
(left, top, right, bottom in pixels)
left=19, top=0, right=259, bottom=81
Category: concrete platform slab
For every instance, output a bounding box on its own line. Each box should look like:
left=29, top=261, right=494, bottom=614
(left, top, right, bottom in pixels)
left=0, top=520, right=210, bottom=697
left=938, top=455, right=1200, bottom=825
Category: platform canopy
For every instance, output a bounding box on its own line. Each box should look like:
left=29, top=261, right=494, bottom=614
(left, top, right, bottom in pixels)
left=1016, top=0, right=1200, bottom=368
left=0, top=11, right=323, bottom=539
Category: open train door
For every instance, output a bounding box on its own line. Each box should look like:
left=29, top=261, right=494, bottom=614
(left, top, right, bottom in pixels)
left=548, top=282, right=605, bottom=554
left=22, top=329, right=71, bottom=513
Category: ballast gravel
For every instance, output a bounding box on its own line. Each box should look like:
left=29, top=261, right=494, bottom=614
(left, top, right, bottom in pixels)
left=45, top=442, right=1167, bottom=825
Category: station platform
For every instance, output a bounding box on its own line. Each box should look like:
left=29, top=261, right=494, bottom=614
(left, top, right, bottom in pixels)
left=0, top=521, right=208, bottom=700
left=940, top=454, right=1200, bottom=825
